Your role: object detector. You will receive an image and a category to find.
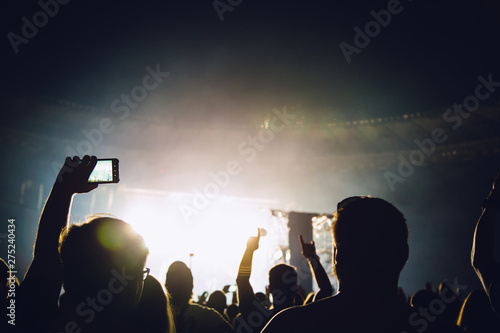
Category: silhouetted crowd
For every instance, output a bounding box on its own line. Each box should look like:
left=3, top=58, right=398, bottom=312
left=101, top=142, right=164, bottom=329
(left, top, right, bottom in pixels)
left=2, top=156, right=500, bottom=332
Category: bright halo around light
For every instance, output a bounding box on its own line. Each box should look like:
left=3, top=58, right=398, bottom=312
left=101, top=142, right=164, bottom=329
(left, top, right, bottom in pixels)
left=119, top=194, right=289, bottom=295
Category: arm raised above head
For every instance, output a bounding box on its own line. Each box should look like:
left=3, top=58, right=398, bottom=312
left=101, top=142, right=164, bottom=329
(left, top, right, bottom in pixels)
left=18, top=156, right=99, bottom=333
left=236, top=228, right=261, bottom=300
left=299, top=234, right=334, bottom=301
left=26, top=156, right=98, bottom=283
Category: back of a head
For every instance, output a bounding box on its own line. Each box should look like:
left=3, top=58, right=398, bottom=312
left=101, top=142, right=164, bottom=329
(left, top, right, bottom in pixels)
left=59, top=215, right=149, bottom=308
left=332, top=197, right=408, bottom=284
left=165, top=261, right=193, bottom=307
left=255, top=292, right=269, bottom=306
left=206, top=290, right=227, bottom=315
left=268, top=263, right=297, bottom=298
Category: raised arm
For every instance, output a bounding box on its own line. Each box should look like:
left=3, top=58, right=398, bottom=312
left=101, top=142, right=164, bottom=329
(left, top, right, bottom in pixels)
left=471, top=172, right=500, bottom=293
left=24, top=156, right=98, bottom=291
left=236, top=228, right=260, bottom=305
left=18, top=156, right=98, bottom=332
left=299, top=234, right=334, bottom=301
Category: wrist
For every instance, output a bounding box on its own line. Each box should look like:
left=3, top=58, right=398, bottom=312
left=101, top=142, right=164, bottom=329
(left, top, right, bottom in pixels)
left=245, top=247, right=257, bottom=254
left=50, top=184, right=75, bottom=199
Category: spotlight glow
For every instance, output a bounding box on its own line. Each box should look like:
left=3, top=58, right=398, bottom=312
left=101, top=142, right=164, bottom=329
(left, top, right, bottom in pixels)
left=119, top=192, right=287, bottom=295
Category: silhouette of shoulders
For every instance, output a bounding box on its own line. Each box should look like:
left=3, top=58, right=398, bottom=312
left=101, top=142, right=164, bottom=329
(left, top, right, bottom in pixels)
left=175, top=302, right=234, bottom=333
left=262, top=293, right=464, bottom=333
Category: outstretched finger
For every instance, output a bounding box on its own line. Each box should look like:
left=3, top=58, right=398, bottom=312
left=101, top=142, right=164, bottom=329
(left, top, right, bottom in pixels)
left=299, top=234, right=304, bottom=246
left=83, top=156, right=98, bottom=178
left=88, top=155, right=98, bottom=169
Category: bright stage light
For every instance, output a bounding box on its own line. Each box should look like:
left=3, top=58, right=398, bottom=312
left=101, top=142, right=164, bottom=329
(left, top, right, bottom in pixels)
left=118, top=192, right=288, bottom=295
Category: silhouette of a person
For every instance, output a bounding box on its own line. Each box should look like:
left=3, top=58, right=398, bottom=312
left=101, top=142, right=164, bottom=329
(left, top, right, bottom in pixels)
left=236, top=228, right=299, bottom=332
left=262, top=196, right=464, bottom=333
left=18, top=156, right=174, bottom=333
left=165, top=261, right=234, bottom=333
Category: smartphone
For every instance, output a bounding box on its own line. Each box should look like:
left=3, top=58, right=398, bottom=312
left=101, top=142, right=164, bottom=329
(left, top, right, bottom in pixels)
left=88, top=158, right=120, bottom=183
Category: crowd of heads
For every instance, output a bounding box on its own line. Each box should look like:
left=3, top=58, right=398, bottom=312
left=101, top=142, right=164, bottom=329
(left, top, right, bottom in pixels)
left=2, top=158, right=500, bottom=333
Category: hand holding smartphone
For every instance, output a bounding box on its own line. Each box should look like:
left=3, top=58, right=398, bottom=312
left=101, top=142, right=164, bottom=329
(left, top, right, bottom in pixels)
left=87, top=158, right=120, bottom=183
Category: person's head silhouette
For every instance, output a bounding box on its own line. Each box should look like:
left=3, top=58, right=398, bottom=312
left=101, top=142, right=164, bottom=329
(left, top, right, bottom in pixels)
left=165, top=261, right=193, bottom=307
left=207, top=290, right=227, bottom=316
left=268, top=263, right=297, bottom=303
left=59, top=215, right=149, bottom=313
left=260, top=197, right=466, bottom=333
left=332, top=196, right=409, bottom=292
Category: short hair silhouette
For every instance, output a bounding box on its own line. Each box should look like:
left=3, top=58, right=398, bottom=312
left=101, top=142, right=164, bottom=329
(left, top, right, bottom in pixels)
left=268, top=263, right=297, bottom=296
left=261, top=197, right=466, bottom=333
left=255, top=291, right=270, bottom=308
left=59, top=215, right=149, bottom=308
left=332, top=196, right=408, bottom=284
left=165, top=260, right=193, bottom=306
left=165, top=261, right=235, bottom=333
left=207, top=290, right=227, bottom=315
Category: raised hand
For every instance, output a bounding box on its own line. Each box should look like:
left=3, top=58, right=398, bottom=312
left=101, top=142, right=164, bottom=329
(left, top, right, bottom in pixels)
left=246, top=228, right=261, bottom=252
left=299, top=234, right=333, bottom=300
left=197, top=291, right=208, bottom=305
left=299, top=234, right=318, bottom=259
left=25, top=156, right=99, bottom=300
left=54, top=155, right=99, bottom=195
